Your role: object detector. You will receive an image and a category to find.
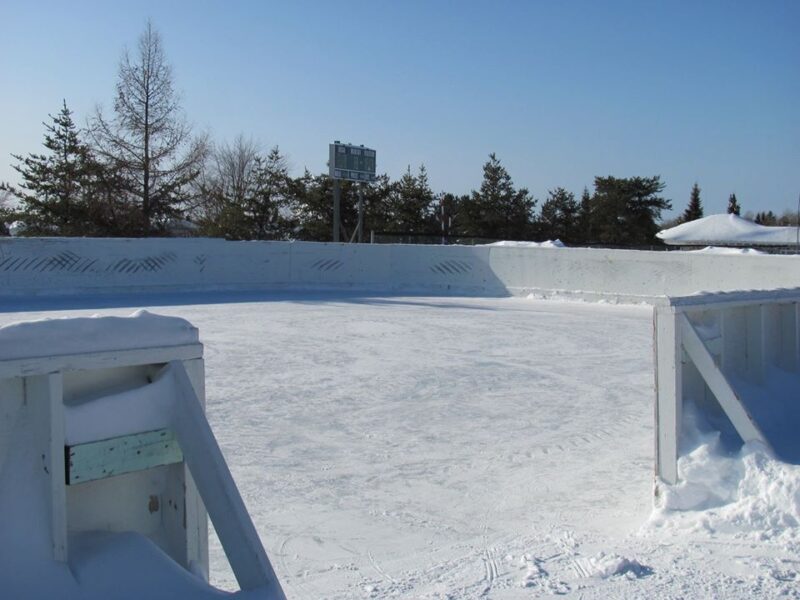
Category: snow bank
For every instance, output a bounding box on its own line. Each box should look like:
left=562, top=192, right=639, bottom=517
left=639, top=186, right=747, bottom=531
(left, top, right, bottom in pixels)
left=689, top=245, right=765, bottom=255
left=649, top=411, right=800, bottom=547
left=658, top=213, right=800, bottom=246
left=0, top=309, right=198, bottom=360
left=483, top=239, right=565, bottom=248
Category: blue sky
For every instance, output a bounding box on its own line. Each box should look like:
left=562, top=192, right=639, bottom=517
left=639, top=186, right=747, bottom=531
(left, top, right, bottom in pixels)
left=1, top=1, right=798, bottom=218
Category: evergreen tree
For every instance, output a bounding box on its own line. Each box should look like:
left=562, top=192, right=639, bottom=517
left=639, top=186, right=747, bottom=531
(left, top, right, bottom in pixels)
left=538, top=187, right=578, bottom=243
left=0, top=190, right=12, bottom=235
left=381, top=165, right=436, bottom=234
left=681, top=183, right=703, bottom=222
left=727, top=193, right=741, bottom=215
left=0, top=101, right=103, bottom=235
left=754, top=210, right=777, bottom=226
left=247, top=147, right=295, bottom=239
left=196, top=141, right=296, bottom=240
left=359, top=173, right=394, bottom=237
left=778, top=210, right=800, bottom=226
left=436, top=192, right=467, bottom=241
left=589, top=175, right=671, bottom=246
left=576, top=187, right=592, bottom=244
left=461, top=153, right=536, bottom=240
left=293, top=171, right=359, bottom=241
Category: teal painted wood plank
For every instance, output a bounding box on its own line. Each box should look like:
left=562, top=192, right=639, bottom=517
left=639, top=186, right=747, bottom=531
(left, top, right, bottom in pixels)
left=66, top=428, right=183, bottom=485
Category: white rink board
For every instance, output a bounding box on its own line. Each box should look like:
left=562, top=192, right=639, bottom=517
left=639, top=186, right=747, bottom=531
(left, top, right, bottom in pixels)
left=1, top=237, right=798, bottom=300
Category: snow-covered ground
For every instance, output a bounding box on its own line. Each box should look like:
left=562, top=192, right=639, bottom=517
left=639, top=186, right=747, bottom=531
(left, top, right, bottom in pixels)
left=1, top=293, right=798, bottom=598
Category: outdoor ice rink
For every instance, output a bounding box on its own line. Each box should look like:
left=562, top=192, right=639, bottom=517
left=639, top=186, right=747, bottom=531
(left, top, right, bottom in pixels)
left=2, top=293, right=797, bottom=599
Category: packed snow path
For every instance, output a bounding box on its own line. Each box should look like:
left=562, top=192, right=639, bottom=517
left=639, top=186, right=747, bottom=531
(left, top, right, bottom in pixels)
left=2, top=293, right=797, bottom=598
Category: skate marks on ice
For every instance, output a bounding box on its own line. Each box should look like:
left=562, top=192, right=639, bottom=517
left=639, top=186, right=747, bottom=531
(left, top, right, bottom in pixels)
left=310, top=526, right=655, bottom=599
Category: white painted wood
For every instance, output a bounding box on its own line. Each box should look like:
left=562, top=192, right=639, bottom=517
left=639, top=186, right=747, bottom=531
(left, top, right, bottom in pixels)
left=168, top=361, right=286, bottom=598
left=654, top=307, right=681, bottom=485
left=763, top=304, right=781, bottom=368
left=0, top=344, right=203, bottom=379
left=679, top=314, right=771, bottom=449
left=0, top=320, right=217, bottom=583
left=784, top=303, right=800, bottom=372
left=162, top=462, right=190, bottom=568
left=796, top=303, right=800, bottom=372
left=721, top=308, right=746, bottom=376
left=181, top=358, right=209, bottom=582
left=0, top=378, right=24, bottom=469
left=67, top=467, right=167, bottom=540
left=744, top=305, right=764, bottom=383
left=669, top=288, right=800, bottom=311
left=25, top=373, right=67, bottom=562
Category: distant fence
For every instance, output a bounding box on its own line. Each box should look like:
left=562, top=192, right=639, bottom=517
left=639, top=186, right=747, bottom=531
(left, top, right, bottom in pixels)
left=1, top=237, right=799, bottom=301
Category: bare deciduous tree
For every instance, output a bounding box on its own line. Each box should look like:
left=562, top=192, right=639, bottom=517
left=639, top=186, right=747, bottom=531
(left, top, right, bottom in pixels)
left=213, top=135, right=260, bottom=207
left=90, top=20, right=207, bottom=234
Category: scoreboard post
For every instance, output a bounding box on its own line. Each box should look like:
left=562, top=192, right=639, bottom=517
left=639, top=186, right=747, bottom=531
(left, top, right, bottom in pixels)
left=329, top=142, right=376, bottom=243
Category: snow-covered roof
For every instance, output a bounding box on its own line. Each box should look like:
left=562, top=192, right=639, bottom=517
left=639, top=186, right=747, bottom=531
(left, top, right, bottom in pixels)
left=657, top=213, right=800, bottom=247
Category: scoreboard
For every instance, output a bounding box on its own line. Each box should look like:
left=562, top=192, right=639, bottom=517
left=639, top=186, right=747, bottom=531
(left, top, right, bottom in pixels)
left=329, top=142, right=377, bottom=182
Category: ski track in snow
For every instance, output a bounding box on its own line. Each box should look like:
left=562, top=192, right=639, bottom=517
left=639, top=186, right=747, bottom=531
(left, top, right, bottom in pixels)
left=2, top=294, right=798, bottom=599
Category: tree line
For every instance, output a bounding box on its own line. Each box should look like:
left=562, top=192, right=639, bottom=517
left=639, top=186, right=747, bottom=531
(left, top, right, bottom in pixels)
left=6, top=21, right=778, bottom=246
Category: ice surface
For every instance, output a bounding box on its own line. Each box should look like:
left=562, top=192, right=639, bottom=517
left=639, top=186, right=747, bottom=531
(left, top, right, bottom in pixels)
left=1, top=294, right=798, bottom=598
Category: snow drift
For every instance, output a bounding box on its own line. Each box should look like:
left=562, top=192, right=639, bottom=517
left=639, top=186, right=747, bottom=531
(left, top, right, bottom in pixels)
left=657, top=213, right=800, bottom=247
left=649, top=406, right=800, bottom=550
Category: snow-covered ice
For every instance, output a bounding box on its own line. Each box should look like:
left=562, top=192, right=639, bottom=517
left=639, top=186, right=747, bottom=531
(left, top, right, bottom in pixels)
left=1, top=292, right=798, bottom=598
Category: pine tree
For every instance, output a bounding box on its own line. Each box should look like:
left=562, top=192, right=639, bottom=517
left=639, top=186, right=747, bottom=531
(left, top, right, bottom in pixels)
left=292, top=171, right=359, bottom=241
left=196, top=141, right=296, bottom=240
left=381, top=165, right=436, bottom=234
left=576, top=187, right=592, bottom=244
left=539, top=187, right=578, bottom=243
left=681, top=183, right=703, bottom=222
left=756, top=210, right=777, bottom=226
left=436, top=192, right=465, bottom=241
left=589, top=175, right=671, bottom=246
left=248, top=147, right=295, bottom=240
left=461, top=153, right=536, bottom=240
left=727, top=193, right=741, bottom=215
left=0, top=101, right=98, bottom=235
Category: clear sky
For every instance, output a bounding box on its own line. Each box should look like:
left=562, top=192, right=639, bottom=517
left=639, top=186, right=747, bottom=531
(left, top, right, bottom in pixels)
left=1, top=0, right=798, bottom=218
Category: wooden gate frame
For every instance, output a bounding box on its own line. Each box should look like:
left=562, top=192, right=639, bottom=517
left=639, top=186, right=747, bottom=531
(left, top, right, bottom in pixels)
left=654, top=288, right=800, bottom=486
